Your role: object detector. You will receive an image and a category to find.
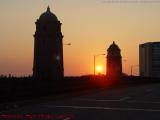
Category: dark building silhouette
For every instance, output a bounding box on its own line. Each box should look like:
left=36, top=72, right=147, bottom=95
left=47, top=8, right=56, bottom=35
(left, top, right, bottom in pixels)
left=107, top=41, right=122, bottom=78
left=33, top=6, right=64, bottom=80
left=139, top=42, right=160, bottom=78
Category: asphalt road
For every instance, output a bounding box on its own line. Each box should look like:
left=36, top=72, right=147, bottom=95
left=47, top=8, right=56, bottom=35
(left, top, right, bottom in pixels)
left=1, top=83, right=160, bottom=120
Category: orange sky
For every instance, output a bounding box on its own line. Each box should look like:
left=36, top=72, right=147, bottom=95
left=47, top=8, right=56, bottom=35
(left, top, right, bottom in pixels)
left=0, top=0, right=160, bottom=76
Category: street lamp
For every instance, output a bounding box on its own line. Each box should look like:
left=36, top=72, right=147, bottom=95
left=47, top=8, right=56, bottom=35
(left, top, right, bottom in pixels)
left=63, top=43, right=71, bottom=46
left=56, top=43, right=71, bottom=61
left=94, top=54, right=105, bottom=76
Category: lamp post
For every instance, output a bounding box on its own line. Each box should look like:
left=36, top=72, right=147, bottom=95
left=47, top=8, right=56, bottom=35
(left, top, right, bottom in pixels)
left=62, top=42, right=71, bottom=78
left=94, top=54, right=105, bottom=76
left=131, top=65, right=139, bottom=76
left=122, top=59, right=127, bottom=73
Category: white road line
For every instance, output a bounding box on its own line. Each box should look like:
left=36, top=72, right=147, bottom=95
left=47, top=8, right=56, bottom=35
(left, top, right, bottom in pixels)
left=127, top=100, right=160, bottom=104
left=63, top=117, right=71, bottom=120
left=96, top=100, right=121, bottom=102
left=49, top=105, right=160, bottom=112
left=119, top=97, right=130, bottom=101
left=77, top=97, right=131, bottom=102
left=76, top=98, right=121, bottom=102
left=75, top=98, right=160, bottom=104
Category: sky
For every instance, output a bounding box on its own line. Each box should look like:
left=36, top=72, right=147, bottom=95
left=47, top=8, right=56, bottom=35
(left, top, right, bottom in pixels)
left=0, top=0, right=160, bottom=76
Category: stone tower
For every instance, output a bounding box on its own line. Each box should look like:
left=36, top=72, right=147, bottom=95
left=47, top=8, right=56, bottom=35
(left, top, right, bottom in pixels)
left=33, top=6, right=64, bottom=80
left=107, top=41, right=122, bottom=78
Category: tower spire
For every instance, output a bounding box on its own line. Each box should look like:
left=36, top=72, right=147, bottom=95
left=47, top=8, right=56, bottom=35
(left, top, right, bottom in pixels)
left=47, top=5, right=50, bottom=12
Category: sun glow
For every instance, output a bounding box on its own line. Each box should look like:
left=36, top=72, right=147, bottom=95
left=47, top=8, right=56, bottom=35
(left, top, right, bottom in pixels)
left=96, top=65, right=103, bottom=73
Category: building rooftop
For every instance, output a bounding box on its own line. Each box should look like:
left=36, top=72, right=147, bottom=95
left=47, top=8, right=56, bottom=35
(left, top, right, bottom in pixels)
left=38, top=6, right=58, bottom=22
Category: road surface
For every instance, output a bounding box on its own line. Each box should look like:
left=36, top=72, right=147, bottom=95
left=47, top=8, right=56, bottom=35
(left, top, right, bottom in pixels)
left=1, top=83, right=160, bottom=120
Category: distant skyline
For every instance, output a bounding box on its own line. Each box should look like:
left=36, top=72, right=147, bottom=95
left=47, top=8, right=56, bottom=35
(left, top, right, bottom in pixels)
left=0, top=0, right=160, bottom=76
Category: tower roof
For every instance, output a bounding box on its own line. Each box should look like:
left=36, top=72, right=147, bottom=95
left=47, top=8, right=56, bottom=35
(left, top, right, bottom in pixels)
left=39, top=6, right=58, bottom=22
left=108, top=41, right=120, bottom=51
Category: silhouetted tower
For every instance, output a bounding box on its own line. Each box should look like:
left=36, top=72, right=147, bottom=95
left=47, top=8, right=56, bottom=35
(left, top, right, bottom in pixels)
left=33, top=6, right=64, bottom=80
left=107, top=41, right=122, bottom=78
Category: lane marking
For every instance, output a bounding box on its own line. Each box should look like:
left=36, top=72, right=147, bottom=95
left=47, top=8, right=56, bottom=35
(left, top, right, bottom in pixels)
left=48, top=105, right=160, bottom=112
left=119, top=97, right=130, bottom=101
left=63, top=117, right=71, bottom=120
left=76, top=98, right=160, bottom=104
left=76, top=98, right=121, bottom=102
left=127, top=100, right=160, bottom=104
left=76, top=97, right=131, bottom=102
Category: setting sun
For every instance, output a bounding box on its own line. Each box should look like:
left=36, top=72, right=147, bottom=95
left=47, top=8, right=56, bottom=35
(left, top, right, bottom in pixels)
left=96, top=65, right=103, bottom=73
